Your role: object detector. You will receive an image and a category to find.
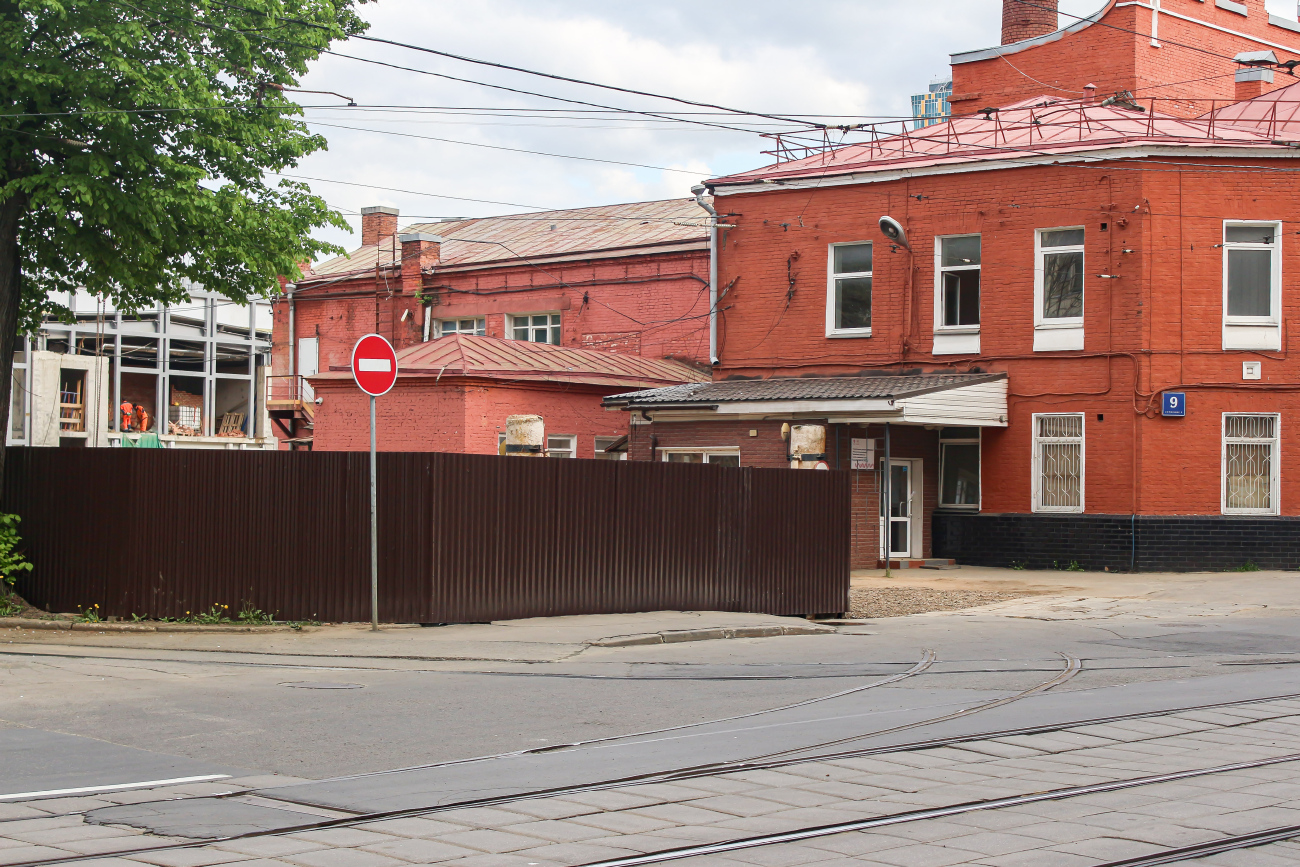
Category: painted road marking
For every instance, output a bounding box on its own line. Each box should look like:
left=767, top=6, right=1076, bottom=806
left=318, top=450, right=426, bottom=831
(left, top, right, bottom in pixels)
left=0, top=774, right=232, bottom=801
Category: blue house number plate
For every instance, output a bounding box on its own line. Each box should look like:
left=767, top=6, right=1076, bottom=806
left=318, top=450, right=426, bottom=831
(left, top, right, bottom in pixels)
left=1162, top=392, right=1186, bottom=417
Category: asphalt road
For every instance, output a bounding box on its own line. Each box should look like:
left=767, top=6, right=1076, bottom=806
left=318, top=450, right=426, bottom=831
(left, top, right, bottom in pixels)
left=8, top=572, right=1300, bottom=857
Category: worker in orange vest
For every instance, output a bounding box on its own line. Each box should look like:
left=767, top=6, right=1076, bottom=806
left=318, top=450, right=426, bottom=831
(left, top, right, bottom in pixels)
left=120, top=401, right=134, bottom=431
left=134, top=404, right=151, bottom=432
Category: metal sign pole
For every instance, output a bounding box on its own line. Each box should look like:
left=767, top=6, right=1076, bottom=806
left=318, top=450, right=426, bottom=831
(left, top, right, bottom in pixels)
left=369, top=394, right=378, bottom=632
left=883, top=422, right=892, bottom=579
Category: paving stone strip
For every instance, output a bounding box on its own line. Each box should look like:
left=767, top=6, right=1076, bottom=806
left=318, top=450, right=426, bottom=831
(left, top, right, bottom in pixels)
left=9, top=701, right=1300, bottom=867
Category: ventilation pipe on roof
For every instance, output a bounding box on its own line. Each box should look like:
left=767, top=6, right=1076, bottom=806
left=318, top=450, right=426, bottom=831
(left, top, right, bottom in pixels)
left=691, top=184, right=720, bottom=367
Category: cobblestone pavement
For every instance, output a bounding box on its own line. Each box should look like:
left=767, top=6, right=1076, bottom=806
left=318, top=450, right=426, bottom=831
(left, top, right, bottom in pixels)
left=9, top=697, right=1300, bottom=867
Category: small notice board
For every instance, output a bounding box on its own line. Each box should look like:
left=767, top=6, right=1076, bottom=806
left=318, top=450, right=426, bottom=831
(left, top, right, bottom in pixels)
left=850, top=438, right=876, bottom=470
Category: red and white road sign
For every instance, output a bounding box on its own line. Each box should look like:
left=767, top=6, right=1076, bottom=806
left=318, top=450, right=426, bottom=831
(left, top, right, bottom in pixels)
left=351, top=334, right=398, bottom=396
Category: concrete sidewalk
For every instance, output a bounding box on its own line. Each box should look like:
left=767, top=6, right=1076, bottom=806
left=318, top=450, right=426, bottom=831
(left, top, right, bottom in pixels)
left=0, top=609, right=834, bottom=663
left=852, top=565, right=1300, bottom=620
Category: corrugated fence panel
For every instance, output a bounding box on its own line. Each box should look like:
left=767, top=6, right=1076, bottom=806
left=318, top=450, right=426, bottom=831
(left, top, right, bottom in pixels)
left=4, top=448, right=848, bottom=622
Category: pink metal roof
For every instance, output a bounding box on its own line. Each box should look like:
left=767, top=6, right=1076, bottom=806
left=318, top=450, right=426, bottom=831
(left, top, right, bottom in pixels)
left=1206, top=80, right=1300, bottom=138
left=709, top=96, right=1286, bottom=187
left=305, top=199, right=709, bottom=282
left=317, top=334, right=709, bottom=390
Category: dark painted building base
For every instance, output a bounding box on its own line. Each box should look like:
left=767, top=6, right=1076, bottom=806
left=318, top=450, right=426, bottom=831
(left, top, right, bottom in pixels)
left=933, top=512, right=1300, bottom=572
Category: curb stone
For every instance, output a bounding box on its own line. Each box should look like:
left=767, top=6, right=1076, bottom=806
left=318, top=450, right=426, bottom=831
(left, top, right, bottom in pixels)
left=0, top=617, right=317, bottom=633
left=588, top=623, right=834, bottom=647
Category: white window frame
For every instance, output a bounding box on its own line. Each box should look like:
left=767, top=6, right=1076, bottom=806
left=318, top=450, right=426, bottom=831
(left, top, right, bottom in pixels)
left=1031, top=412, right=1085, bottom=513
left=933, top=234, right=981, bottom=355
left=825, top=241, right=873, bottom=338
left=546, top=434, right=575, bottom=458
left=437, top=318, right=485, bottom=338
left=1222, top=220, right=1282, bottom=351
left=938, top=428, right=981, bottom=510
left=7, top=336, right=29, bottom=446
left=1221, top=412, right=1280, bottom=516
left=1033, top=227, right=1085, bottom=352
left=510, top=312, right=561, bottom=344
left=593, top=435, right=627, bottom=460
left=659, top=447, right=741, bottom=465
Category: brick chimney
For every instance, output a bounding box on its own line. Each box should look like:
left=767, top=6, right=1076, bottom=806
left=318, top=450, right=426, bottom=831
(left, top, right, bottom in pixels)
left=398, top=232, right=441, bottom=296
left=360, top=206, right=399, bottom=247
left=1002, top=0, right=1058, bottom=44
left=1236, top=67, right=1274, bottom=101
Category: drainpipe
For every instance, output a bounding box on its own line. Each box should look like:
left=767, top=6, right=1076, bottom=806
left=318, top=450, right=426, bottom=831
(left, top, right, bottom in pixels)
left=691, top=184, right=720, bottom=367
left=283, top=284, right=296, bottom=379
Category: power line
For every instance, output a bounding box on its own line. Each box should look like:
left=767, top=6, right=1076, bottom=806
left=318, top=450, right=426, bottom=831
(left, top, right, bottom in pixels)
left=303, top=120, right=707, bottom=175
left=96, top=0, right=781, bottom=138
left=274, top=174, right=712, bottom=225
left=206, top=0, right=831, bottom=129
left=1010, top=0, right=1297, bottom=66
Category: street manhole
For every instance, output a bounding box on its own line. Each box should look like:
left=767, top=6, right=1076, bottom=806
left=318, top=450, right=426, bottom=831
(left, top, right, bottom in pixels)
left=280, top=682, right=365, bottom=690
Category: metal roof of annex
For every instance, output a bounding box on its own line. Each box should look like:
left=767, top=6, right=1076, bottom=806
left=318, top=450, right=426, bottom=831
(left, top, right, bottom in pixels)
left=302, top=199, right=710, bottom=284
left=314, top=334, right=709, bottom=391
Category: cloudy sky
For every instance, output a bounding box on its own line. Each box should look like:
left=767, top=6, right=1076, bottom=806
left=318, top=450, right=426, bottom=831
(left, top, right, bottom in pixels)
left=286, top=0, right=1298, bottom=257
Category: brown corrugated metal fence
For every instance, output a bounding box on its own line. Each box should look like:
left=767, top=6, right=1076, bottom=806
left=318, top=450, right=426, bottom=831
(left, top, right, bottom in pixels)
left=3, top=448, right=849, bottom=622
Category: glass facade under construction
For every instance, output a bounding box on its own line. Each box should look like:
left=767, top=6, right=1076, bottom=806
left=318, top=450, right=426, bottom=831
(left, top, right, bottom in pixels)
left=8, top=288, right=272, bottom=447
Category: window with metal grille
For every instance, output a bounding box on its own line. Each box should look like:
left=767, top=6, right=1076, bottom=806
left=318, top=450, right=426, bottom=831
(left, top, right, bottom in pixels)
left=1223, top=413, right=1279, bottom=515
left=1033, top=413, right=1083, bottom=512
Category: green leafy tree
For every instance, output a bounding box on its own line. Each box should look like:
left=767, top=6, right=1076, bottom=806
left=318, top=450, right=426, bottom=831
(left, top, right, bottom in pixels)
left=0, top=0, right=363, bottom=479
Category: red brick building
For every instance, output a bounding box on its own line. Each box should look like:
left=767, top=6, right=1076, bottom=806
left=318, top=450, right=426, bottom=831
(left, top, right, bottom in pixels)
left=310, top=335, right=705, bottom=456
left=608, top=0, right=1300, bottom=571
left=955, top=0, right=1299, bottom=118
left=270, top=199, right=711, bottom=449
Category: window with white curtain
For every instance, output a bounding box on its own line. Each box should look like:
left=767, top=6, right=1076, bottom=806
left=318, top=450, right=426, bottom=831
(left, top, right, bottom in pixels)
left=1223, top=222, right=1282, bottom=351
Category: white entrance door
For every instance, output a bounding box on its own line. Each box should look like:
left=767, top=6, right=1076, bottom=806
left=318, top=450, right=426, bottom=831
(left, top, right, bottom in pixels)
left=881, top=459, right=919, bottom=560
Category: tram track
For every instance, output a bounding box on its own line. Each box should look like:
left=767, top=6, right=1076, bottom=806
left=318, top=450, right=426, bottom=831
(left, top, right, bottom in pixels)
left=569, top=752, right=1300, bottom=867
left=8, top=657, right=1300, bottom=867
left=9, top=695, right=1300, bottom=867
left=0, top=653, right=1090, bottom=867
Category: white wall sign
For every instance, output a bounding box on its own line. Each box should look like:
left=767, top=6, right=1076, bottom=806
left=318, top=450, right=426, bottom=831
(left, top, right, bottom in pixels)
left=850, top=438, right=876, bottom=470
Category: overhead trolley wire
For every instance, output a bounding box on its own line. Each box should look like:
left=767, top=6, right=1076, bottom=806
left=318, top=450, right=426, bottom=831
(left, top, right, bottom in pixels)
left=302, top=120, right=705, bottom=174
left=205, top=0, right=834, bottom=130
left=1010, top=0, right=1299, bottom=66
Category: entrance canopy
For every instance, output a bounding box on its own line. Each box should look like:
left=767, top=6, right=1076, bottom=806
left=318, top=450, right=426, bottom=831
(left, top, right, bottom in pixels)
left=604, top=372, right=1008, bottom=426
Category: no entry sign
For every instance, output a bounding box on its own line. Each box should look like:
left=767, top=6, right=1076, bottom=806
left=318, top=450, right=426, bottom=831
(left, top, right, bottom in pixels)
left=352, top=333, right=397, bottom=632
left=352, top=334, right=397, bottom=396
